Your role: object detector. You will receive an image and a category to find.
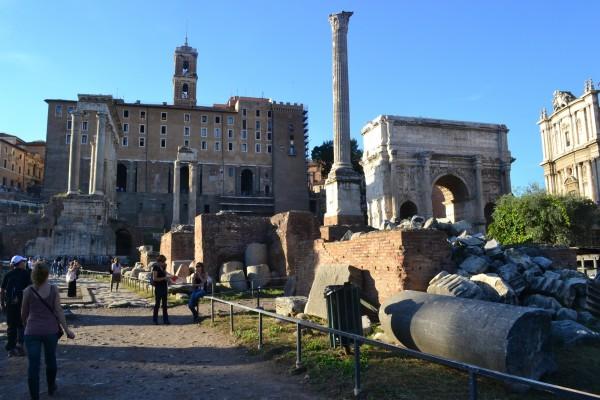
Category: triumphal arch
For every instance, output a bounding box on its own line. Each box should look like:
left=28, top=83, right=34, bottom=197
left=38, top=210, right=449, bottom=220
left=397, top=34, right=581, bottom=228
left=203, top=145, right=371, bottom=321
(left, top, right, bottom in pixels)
left=361, top=115, right=513, bottom=232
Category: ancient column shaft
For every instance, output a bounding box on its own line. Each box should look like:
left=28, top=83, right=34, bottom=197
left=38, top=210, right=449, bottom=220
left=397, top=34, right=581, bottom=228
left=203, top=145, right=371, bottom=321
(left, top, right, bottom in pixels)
left=329, top=11, right=353, bottom=171
left=88, top=142, right=96, bottom=194
left=67, top=112, right=82, bottom=194
left=172, top=161, right=180, bottom=225
left=188, top=163, right=197, bottom=224
left=93, top=113, right=107, bottom=195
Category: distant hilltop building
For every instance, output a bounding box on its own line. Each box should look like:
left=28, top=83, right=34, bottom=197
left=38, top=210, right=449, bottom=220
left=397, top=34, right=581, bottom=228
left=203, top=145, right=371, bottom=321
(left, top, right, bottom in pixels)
left=35, top=40, right=309, bottom=259
left=0, top=133, right=45, bottom=194
left=539, top=79, right=600, bottom=202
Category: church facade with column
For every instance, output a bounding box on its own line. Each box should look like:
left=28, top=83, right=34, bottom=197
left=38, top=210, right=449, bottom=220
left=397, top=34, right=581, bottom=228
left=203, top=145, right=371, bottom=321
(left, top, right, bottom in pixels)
left=539, top=81, right=600, bottom=202
left=39, top=40, right=309, bottom=257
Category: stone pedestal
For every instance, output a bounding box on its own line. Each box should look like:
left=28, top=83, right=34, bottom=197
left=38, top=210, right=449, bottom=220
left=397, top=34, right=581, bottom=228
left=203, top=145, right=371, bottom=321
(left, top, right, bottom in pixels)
left=323, top=168, right=363, bottom=226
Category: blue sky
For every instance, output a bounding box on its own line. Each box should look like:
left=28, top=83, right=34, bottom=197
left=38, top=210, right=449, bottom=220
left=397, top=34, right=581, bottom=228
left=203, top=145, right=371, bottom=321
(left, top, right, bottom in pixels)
left=0, top=0, right=598, bottom=191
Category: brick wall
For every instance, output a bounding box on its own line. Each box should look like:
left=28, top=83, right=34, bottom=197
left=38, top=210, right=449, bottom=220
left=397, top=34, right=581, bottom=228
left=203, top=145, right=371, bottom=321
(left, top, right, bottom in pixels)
left=194, top=214, right=271, bottom=278
left=295, top=229, right=454, bottom=306
left=160, top=231, right=194, bottom=273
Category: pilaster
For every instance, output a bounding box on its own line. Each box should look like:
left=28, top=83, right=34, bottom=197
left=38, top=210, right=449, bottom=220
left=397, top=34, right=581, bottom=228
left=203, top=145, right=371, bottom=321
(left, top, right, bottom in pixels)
left=67, top=111, right=82, bottom=194
left=173, top=161, right=180, bottom=225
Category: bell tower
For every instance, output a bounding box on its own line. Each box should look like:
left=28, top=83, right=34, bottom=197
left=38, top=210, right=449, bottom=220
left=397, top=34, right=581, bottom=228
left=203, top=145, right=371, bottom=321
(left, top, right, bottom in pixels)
left=173, top=37, right=198, bottom=107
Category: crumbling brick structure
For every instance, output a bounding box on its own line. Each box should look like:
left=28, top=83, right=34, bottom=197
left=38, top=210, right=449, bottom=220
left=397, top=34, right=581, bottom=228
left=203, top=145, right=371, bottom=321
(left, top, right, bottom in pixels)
left=295, top=229, right=455, bottom=306
left=160, top=231, right=194, bottom=272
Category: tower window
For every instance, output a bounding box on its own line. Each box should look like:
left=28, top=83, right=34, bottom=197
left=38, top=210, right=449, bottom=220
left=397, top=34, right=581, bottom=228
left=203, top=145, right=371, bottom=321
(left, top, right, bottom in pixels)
left=182, top=83, right=189, bottom=99
left=161, top=112, right=167, bottom=121
left=182, top=60, right=189, bottom=74
left=123, top=110, right=129, bottom=118
left=160, top=138, right=167, bottom=148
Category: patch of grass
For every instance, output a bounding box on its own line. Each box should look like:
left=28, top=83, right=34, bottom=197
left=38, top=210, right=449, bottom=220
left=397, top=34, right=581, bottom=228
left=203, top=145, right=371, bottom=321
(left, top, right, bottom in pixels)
left=209, top=312, right=600, bottom=399
left=215, top=287, right=284, bottom=301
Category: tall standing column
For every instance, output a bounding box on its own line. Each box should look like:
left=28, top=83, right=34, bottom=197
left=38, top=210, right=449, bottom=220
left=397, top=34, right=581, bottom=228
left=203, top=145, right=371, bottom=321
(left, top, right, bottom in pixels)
left=67, top=111, right=82, bottom=194
left=188, top=162, right=197, bottom=224
left=88, top=141, right=96, bottom=194
left=93, top=112, right=107, bottom=195
left=329, top=11, right=353, bottom=172
left=587, top=160, right=597, bottom=202
left=172, top=161, right=181, bottom=226
left=323, top=11, right=363, bottom=227
left=474, top=156, right=485, bottom=232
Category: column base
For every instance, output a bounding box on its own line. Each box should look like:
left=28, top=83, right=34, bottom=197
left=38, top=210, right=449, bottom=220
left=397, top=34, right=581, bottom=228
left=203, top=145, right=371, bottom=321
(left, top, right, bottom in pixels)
left=323, top=167, right=363, bottom=227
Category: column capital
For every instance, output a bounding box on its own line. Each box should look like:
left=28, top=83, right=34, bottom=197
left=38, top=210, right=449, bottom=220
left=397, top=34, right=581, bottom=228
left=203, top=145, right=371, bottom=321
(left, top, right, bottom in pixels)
left=473, top=155, right=483, bottom=167
left=329, top=11, right=353, bottom=32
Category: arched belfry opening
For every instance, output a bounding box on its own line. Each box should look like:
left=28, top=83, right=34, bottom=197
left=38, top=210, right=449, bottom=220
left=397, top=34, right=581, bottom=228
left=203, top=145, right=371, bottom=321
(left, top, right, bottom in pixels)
left=182, top=83, right=189, bottom=99
left=241, top=169, right=253, bottom=196
left=116, top=163, right=127, bottom=192
left=431, top=174, right=469, bottom=222
left=399, top=201, right=418, bottom=220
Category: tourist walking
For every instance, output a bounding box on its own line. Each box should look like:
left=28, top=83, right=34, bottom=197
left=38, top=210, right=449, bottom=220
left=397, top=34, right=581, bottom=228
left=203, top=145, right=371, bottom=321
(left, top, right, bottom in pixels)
left=187, top=262, right=212, bottom=323
left=152, top=255, right=170, bottom=325
left=0, top=255, right=32, bottom=357
left=65, top=261, right=80, bottom=298
left=110, top=257, right=122, bottom=292
left=21, top=262, right=75, bottom=400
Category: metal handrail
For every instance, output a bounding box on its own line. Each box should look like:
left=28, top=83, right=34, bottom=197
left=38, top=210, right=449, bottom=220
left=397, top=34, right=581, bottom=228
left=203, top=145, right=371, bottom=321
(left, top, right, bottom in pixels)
left=206, top=294, right=600, bottom=400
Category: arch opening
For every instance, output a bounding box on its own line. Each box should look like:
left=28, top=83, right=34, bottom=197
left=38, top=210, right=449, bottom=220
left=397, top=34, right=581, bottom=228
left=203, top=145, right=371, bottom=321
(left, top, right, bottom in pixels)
left=432, top=174, right=469, bottom=222
left=241, top=169, right=253, bottom=196
left=115, top=229, right=132, bottom=257
left=399, top=201, right=418, bottom=220
left=116, top=163, right=127, bottom=192
left=182, top=83, right=189, bottom=99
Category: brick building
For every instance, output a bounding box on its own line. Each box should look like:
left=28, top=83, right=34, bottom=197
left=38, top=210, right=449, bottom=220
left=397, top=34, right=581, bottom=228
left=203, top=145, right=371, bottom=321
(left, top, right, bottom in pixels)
left=38, top=40, right=309, bottom=258
left=0, top=133, right=44, bottom=193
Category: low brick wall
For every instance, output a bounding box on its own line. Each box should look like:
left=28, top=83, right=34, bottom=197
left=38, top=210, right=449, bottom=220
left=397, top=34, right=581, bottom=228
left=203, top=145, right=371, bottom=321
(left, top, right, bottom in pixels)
left=160, top=231, right=194, bottom=273
left=194, top=214, right=271, bottom=278
left=296, top=229, right=454, bottom=306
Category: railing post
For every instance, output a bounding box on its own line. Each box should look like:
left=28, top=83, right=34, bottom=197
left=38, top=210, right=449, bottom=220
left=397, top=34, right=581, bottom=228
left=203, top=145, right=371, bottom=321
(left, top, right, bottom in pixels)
left=256, top=286, right=261, bottom=309
left=258, top=312, right=263, bottom=350
left=229, top=304, right=234, bottom=334
left=296, top=323, right=302, bottom=369
left=251, top=280, right=254, bottom=298
left=469, top=371, right=478, bottom=400
left=353, top=340, right=361, bottom=397
left=210, top=297, right=215, bottom=324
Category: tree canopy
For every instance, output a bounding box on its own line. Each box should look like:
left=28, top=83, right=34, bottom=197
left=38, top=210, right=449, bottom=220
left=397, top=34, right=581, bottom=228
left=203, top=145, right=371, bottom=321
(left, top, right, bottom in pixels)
left=311, top=139, right=363, bottom=176
left=487, top=186, right=599, bottom=246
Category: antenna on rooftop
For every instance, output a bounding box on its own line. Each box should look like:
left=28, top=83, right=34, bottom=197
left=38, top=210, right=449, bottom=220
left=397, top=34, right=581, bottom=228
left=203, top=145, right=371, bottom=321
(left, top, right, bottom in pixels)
left=185, top=21, right=188, bottom=46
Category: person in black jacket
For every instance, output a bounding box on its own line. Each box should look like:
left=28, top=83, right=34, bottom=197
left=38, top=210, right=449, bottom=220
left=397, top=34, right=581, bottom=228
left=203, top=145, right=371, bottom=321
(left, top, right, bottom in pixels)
left=0, top=255, right=32, bottom=357
left=152, top=255, right=170, bottom=325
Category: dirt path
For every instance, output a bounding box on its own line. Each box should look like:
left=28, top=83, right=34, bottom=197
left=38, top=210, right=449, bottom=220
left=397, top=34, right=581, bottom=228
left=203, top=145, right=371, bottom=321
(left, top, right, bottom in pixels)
left=0, top=303, right=320, bottom=400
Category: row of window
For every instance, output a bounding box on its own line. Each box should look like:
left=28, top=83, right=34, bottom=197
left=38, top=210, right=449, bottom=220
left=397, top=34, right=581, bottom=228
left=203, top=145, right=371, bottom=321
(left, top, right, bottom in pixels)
left=122, top=124, right=272, bottom=140
left=121, top=109, right=271, bottom=122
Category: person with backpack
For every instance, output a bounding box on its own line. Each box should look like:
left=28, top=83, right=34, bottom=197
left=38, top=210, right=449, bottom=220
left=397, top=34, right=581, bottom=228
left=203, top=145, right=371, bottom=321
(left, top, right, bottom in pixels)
left=151, top=255, right=170, bottom=325
left=21, top=261, right=75, bottom=400
left=0, top=255, right=32, bottom=357
left=110, top=257, right=122, bottom=292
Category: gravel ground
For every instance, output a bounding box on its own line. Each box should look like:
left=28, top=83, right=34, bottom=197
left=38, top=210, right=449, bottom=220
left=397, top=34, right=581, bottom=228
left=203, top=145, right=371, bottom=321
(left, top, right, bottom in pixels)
left=0, top=297, right=320, bottom=399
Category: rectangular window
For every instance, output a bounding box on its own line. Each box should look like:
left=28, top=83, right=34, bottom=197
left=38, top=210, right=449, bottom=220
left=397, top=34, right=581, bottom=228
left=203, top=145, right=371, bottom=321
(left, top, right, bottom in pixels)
left=184, top=139, right=190, bottom=147
left=184, top=126, right=190, bottom=136
left=267, top=144, right=272, bottom=153
left=65, top=134, right=71, bottom=145
left=255, top=131, right=261, bottom=140
left=215, top=116, right=221, bottom=124
left=242, top=119, right=247, bottom=129
left=67, top=106, right=74, bottom=114
left=139, top=137, right=145, bottom=147
left=215, top=141, right=221, bottom=151
left=267, top=119, right=272, bottom=132
left=228, top=142, right=233, bottom=151
left=82, top=121, right=88, bottom=131
left=201, top=127, right=208, bottom=137
left=123, top=109, right=129, bottom=118
left=256, top=109, right=260, bottom=117
left=184, top=113, right=190, bottom=122
left=121, top=136, right=128, bottom=147
left=161, top=125, right=167, bottom=135
left=139, top=124, right=145, bottom=134
left=241, top=143, right=247, bottom=152
left=241, top=130, right=248, bottom=140
left=201, top=115, right=208, bottom=123
left=201, top=141, right=207, bottom=150
left=255, top=120, right=261, bottom=130
left=81, top=134, right=88, bottom=144
left=214, top=128, right=221, bottom=138
left=67, top=119, right=72, bottom=131
left=161, top=112, right=167, bottom=121
left=255, top=143, right=261, bottom=153
left=123, top=123, right=129, bottom=133
left=267, top=110, right=272, bottom=118
left=242, top=108, right=247, bottom=116
left=228, top=167, right=234, bottom=177
left=140, top=111, right=146, bottom=120
left=160, top=138, right=167, bottom=148
left=55, top=105, right=62, bottom=117
left=227, top=116, right=234, bottom=125
left=267, top=132, right=272, bottom=141
left=228, top=129, right=234, bottom=139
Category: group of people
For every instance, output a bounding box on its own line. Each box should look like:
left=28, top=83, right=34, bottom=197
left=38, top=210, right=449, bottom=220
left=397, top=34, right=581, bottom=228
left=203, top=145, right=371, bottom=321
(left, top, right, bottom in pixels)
left=1, top=255, right=75, bottom=400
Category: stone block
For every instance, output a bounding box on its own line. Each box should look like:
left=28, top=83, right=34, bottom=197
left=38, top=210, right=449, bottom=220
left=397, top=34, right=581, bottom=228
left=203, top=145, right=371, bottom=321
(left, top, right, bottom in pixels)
left=220, top=270, right=248, bottom=291
left=470, top=273, right=517, bottom=304
left=523, top=294, right=562, bottom=313
left=245, top=243, right=268, bottom=266
left=551, top=320, right=600, bottom=347
left=304, top=264, right=362, bottom=319
left=556, top=307, right=578, bottom=321
left=275, top=296, right=308, bottom=317
left=459, top=255, right=488, bottom=274
left=220, top=261, right=244, bottom=276
left=533, top=256, right=553, bottom=270
left=247, top=264, right=271, bottom=288
left=427, top=271, right=483, bottom=300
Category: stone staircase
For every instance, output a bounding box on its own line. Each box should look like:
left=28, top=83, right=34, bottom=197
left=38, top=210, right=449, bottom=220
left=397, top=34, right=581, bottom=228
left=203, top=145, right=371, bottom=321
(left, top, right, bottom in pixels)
left=219, top=195, right=274, bottom=216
